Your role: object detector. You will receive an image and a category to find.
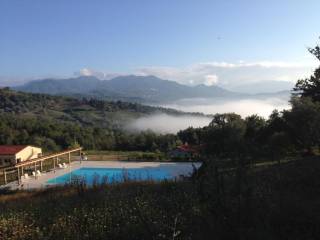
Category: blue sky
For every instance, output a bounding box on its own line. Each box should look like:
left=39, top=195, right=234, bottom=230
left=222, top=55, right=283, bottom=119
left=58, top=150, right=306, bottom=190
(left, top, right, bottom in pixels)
left=0, top=0, right=319, bottom=86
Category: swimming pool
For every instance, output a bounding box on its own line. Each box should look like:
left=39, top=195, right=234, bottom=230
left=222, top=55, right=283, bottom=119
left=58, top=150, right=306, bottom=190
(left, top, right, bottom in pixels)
left=46, top=165, right=197, bottom=185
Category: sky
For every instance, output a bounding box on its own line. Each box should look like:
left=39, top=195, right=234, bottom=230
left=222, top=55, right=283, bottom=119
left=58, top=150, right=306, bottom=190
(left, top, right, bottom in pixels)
left=0, top=0, right=320, bottom=88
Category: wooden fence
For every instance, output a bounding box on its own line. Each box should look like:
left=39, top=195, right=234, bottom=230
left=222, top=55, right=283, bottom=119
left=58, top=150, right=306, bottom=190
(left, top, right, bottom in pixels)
left=0, top=147, right=82, bottom=186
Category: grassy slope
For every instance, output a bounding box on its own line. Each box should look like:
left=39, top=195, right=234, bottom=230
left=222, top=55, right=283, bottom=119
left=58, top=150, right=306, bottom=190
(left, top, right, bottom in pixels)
left=1, top=157, right=320, bottom=239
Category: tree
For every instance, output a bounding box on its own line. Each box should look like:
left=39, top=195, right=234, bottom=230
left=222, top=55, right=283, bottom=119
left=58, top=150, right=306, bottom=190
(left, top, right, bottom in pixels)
left=284, top=97, right=320, bottom=154
left=203, top=113, right=246, bottom=158
left=268, top=131, right=292, bottom=162
left=293, top=41, right=320, bottom=102
left=177, top=127, right=202, bottom=145
left=244, top=115, right=266, bottom=159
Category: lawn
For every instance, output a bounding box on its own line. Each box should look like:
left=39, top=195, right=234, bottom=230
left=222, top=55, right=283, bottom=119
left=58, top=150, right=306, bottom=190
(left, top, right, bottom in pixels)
left=84, top=150, right=167, bottom=162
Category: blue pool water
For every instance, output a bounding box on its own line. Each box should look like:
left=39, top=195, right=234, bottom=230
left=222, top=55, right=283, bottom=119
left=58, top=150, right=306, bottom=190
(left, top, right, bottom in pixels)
left=46, top=166, right=182, bottom=185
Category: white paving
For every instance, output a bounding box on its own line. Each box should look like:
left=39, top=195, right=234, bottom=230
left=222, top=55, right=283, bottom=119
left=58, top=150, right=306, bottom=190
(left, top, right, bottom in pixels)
left=3, top=161, right=201, bottom=190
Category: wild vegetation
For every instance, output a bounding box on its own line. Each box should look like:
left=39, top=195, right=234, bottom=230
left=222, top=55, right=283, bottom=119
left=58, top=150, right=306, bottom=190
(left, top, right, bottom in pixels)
left=1, top=155, right=320, bottom=240
left=0, top=89, right=186, bottom=152
left=0, top=43, right=320, bottom=239
left=178, top=44, right=320, bottom=161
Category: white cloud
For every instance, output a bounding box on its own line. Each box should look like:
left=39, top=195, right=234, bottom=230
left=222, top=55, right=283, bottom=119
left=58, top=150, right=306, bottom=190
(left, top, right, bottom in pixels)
left=135, top=60, right=317, bottom=89
left=196, top=61, right=314, bottom=69
left=274, top=75, right=294, bottom=82
left=74, top=68, right=123, bottom=80
left=73, top=60, right=318, bottom=92
left=78, top=68, right=90, bottom=76
left=204, top=74, right=218, bottom=86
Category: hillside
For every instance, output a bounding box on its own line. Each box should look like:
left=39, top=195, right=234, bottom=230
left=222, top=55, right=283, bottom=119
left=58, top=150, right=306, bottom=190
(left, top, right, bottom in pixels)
left=0, top=87, right=205, bottom=127
left=1, top=156, right=320, bottom=240
left=0, top=88, right=200, bottom=151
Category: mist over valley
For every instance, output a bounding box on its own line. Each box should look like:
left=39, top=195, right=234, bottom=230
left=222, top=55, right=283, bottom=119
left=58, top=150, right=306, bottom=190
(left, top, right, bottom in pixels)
left=10, top=75, right=294, bottom=133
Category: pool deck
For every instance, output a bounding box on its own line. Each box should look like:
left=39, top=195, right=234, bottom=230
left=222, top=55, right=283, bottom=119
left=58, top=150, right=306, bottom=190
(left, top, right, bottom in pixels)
left=3, top=161, right=201, bottom=190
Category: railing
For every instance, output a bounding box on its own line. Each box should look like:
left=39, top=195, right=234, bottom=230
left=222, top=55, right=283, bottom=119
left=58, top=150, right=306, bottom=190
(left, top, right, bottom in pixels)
left=0, top=147, right=82, bottom=187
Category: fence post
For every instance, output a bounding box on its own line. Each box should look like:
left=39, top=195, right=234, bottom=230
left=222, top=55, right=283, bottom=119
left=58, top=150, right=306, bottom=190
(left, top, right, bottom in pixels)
left=34, top=162, right=37, bottom=179
left=4, top=170, right=7, bottom=185
left=17, top=167, right=20, bottom=185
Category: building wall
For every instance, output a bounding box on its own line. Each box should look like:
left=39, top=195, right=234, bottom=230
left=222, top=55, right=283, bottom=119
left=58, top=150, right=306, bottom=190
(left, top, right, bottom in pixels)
left=0, top=146, right=42, bottom=167
left=0, top=155, right=16, bottom=167
left=15, top=146, right=42, bottom=163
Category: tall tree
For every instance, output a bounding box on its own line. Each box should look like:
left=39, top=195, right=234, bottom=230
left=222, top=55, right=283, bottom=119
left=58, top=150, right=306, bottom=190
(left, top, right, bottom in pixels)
left=203, top=113, right=246, bottom=158
left=293, top=41, right=320, bottom=102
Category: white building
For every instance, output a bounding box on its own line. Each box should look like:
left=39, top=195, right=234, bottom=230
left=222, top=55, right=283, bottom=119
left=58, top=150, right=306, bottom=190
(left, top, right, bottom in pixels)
left=0, top=145, right=42, bottom=167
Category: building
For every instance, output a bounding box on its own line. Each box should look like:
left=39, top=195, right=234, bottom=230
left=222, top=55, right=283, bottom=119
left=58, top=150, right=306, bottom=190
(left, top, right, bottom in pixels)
left=169, top=143, right=200, bottom=159
left=0, top=145, right=42, bottom=168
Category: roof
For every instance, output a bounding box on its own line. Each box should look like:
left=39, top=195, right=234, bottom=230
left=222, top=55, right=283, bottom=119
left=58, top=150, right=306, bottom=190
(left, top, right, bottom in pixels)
left=177, top=144, right=199, bottom=153
left=0, top=145, right=29, bottom=155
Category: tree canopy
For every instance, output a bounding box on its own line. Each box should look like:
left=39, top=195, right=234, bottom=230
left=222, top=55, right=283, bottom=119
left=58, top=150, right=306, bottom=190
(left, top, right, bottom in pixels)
left=293, top=42, right=320, bottom=102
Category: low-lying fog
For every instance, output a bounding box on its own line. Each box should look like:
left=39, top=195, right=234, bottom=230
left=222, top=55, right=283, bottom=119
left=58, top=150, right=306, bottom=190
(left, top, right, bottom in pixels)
left=126, top=114, right=212, bottom=134
left=162, top=97, right=290, bottom=118
left=127, top=97, right=291, bottom=134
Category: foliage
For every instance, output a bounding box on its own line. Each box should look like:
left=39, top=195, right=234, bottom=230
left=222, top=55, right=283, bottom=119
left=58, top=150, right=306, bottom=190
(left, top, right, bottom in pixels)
left=0, top=88, right=181, bottom=153
left=293, top=42, right=320, bottom=102
left=203, top=113, right=246, bottom=158
left=1, top=157, right=320, bottom=239
left=2, top=38, right=320, bottom=240
left=0, top=113, right=179, bottom=153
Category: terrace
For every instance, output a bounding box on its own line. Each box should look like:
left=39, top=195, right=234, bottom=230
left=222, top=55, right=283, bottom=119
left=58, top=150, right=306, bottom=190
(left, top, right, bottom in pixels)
left=0, top=147, right=82, bottom=186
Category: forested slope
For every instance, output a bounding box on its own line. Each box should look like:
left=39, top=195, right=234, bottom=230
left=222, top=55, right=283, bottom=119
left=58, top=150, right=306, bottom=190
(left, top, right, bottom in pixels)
left=0, top=88, right=184, bottom=151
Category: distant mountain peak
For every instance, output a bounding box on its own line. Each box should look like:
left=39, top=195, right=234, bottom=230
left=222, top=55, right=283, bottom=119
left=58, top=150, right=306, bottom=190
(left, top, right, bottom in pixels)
left=14, top=74, right=289, bottom=103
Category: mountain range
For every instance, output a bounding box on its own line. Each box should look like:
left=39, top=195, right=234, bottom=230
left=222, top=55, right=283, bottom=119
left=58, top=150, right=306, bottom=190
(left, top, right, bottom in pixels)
left=14, top=75, right=290, bottom=103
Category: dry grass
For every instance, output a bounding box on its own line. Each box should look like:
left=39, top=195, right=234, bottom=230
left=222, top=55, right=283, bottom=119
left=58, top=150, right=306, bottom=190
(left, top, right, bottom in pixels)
left=1, top=157, right=320, bottom=239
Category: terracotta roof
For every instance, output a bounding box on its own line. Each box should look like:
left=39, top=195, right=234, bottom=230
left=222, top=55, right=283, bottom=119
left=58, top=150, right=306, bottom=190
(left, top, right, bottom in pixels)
left=0, top=145, right=28, bottom=155
left=177, top=144, right=199, bottom=153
